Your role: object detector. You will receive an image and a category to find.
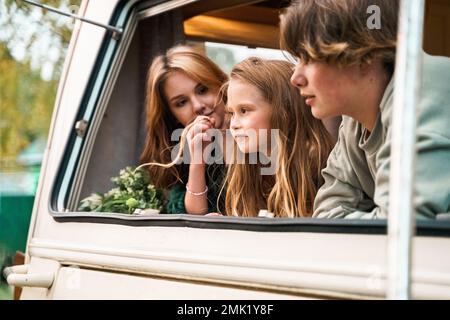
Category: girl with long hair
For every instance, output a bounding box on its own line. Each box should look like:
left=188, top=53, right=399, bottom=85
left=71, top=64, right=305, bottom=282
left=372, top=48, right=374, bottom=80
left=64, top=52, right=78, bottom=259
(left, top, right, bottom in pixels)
left=140, top=45, right=227, bottom=214
left=223, top=57, right=334, bottom=217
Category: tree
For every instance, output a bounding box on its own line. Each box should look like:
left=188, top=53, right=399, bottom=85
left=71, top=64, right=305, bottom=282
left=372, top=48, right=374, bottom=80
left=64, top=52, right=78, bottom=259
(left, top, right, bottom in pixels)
left=0, top=0, right=80, bottom=169
left=0, top=42, right=57, bottom=167
left=1, top=0, right=81, bottom=79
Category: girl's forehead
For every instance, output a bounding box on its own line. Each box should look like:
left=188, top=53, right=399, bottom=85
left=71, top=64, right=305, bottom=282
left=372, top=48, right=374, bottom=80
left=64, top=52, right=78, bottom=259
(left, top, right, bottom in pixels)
left=227, top=79, right=259, bottom=98
left=228, top=78, right=256, bottom=90
left=166, top=69, right=194, bottom=82
left=227, top=80, right=270, bottom=109
left=165, top=71, right=197, bottom=91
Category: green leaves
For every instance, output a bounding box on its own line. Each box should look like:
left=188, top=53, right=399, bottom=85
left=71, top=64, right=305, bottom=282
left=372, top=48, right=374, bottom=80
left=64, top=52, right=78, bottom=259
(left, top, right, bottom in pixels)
left=0, top=43, right=57, bottom=167
left=125, top=197, right=139, bottom=209
left=78, top=167, right=164, bottom=214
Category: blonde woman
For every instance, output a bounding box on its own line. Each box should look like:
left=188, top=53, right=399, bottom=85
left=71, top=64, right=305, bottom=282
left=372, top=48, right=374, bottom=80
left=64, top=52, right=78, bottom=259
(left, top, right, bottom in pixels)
left=140, top=45, right=227, bottom=214
left=223, top=57, right=334, bottom=217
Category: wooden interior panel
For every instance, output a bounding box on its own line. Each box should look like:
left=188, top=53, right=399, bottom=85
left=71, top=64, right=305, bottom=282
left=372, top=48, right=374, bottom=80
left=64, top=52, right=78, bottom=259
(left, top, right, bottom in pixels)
left=183, top=1, right=288, bottom=48
left=182, top=0, right=263, bottom=20
left=184, top=14, right=279, bottom=48
left=424, top=0, right=450, bottom=57
left=205, top=5, right=280, bottom=25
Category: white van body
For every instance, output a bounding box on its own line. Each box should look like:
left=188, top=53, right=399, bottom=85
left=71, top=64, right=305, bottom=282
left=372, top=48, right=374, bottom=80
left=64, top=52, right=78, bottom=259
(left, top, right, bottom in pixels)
left=9, top=0, right=450, bottom=299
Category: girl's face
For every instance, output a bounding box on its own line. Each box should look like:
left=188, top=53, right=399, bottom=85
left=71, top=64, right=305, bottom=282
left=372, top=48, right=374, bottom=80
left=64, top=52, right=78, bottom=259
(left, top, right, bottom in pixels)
left=227, top=79, right=272, bottom=154
left=290, top=61, right=363, bottom=119
left=164, top=70, right=225, bottom=128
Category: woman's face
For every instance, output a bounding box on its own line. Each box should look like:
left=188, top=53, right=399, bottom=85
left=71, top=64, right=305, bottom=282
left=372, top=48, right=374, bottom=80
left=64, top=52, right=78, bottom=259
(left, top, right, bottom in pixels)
left=164, top=70, right=225, bottom=129
left=227, top=79, right=272, bottom=154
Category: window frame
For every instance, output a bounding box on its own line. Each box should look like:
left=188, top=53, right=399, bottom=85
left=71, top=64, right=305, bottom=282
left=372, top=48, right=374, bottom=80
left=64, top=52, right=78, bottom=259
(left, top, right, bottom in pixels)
left=49, top=0, right=450, bottom=238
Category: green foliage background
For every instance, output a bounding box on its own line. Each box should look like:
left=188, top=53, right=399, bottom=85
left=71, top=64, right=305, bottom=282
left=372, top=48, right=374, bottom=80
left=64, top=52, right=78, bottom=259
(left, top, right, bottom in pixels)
left=0, top=0, right=81, bottom=170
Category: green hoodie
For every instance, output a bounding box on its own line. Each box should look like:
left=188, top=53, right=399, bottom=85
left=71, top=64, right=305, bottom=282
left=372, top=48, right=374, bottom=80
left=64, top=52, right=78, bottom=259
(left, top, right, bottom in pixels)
left=313, top=53, right=450, bottom=219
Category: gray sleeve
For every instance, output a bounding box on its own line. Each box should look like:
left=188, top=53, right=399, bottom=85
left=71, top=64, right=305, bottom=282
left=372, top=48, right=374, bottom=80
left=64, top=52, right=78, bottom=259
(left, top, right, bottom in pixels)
left=368, top=57, right=450, bottom=220
left=359, top=128, right=450, bottom=220
left=314, top=93, right=450, bottom=220
left=313, top=122, right=380, bottom=219
left=411, top=130, right=450, bottom=218
left=410, top=57, right=450, bottom=218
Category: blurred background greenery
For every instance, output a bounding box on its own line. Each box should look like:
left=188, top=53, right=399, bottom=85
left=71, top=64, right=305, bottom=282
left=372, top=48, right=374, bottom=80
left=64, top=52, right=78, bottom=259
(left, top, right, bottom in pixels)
left=0, top=0, right=80, bottom=299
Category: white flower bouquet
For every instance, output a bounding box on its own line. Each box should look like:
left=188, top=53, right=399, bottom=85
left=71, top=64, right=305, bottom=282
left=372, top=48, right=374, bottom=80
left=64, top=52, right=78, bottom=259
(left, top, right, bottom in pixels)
left=78, top=166, right=164, bottom=214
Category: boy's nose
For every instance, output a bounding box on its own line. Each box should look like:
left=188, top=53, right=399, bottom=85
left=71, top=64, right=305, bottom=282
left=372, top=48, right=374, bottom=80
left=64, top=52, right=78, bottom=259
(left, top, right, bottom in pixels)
left=291, top=65, right=307, bottom=88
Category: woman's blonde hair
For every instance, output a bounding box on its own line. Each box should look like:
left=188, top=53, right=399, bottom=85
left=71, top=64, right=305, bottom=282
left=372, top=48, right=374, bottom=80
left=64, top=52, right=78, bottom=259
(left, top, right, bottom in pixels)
left=140, top=45, right=228, bottom=189
left=280, top=0, right=399, bottom=74
left=222, top=57, right=334, bottom=217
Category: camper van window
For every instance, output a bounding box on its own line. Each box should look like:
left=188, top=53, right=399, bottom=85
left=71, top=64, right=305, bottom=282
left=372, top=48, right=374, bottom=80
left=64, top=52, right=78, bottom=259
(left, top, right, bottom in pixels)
left=202, top=42, right=291, bottom=73
left=49, top=0, right=450, bottom=237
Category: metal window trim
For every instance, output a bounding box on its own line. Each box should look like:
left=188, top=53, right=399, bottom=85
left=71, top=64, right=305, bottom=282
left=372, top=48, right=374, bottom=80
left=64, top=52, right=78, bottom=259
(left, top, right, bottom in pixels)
left=51, top=0, right=146, bottom=212
left=67, top=11, right=140, bottom=210
left=387, top=0, right=426, bottom=300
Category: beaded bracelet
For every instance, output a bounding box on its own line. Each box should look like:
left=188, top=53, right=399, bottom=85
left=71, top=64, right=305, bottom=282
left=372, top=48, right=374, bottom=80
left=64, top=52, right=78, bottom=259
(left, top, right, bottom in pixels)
left=186, top=185, right=208, bottom=196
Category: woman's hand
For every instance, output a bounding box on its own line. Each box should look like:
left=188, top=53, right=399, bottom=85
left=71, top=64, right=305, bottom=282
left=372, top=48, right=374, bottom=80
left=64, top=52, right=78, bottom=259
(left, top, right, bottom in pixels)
left=186, top=116, right=215, bottom=165
left=184, top=116, right=213, bottom=215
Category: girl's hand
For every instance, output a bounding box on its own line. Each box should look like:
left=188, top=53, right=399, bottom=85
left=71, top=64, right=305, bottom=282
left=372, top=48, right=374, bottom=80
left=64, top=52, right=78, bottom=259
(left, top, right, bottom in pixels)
left=186, top=116, right=214, bottom=165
